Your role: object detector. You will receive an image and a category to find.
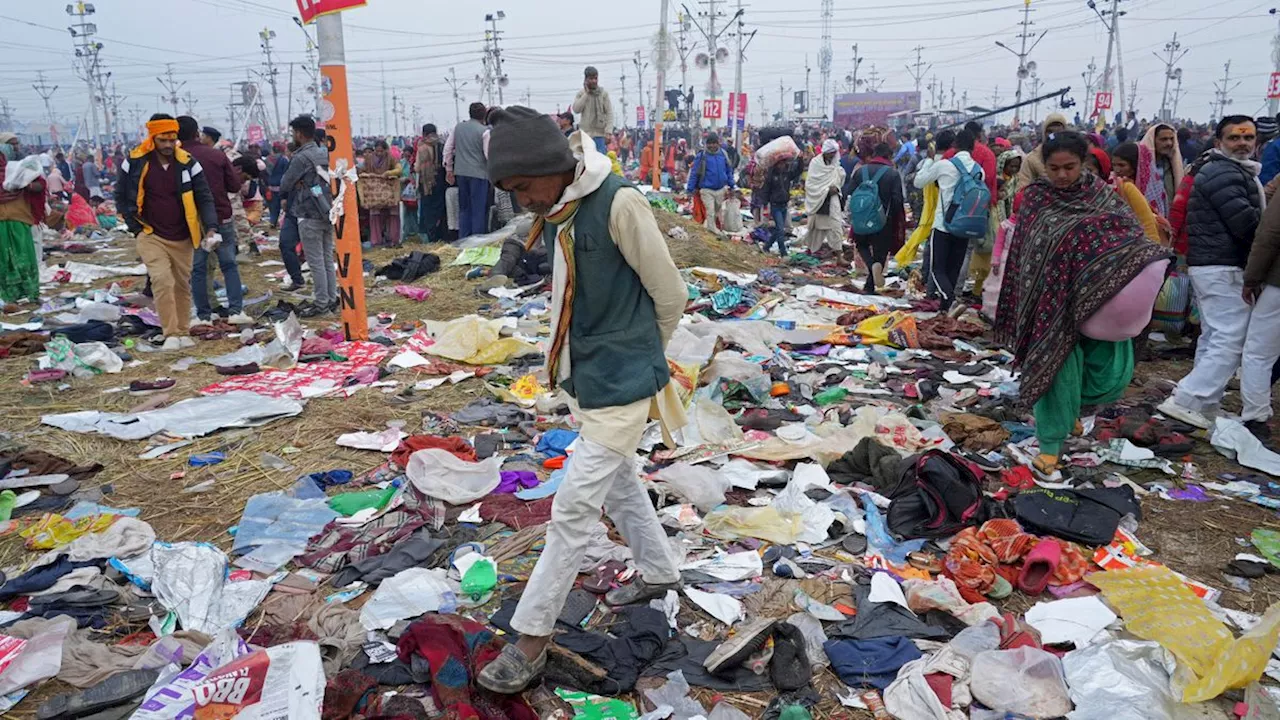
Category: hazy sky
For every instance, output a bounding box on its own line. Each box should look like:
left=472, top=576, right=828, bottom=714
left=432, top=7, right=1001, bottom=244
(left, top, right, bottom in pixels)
left=0, top=0, right=1276, bottom=138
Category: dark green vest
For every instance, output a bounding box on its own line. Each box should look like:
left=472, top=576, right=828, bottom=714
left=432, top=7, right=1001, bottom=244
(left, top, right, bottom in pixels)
left=544, top=174, right=670, bottom=409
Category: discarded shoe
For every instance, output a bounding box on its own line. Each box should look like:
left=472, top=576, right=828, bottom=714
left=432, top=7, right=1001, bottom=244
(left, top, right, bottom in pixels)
left=35, top=668, right=159, bottom=720
left=215, top=363, right=261, bottom=376
left=704, top=618, right=776, bottom=676
left=604, top=577, right=680, bottom=606
left=475, top=643, right=546, bottom=694
left=1018, top=539, right=1061, bottom=596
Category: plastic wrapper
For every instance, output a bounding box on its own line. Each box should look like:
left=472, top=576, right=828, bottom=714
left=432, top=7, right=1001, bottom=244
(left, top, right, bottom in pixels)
left=2, top=155, right=42, bottom=191
left=970, top=647, right=1072, bottom=718
left=666, top=325, right=718, bottom=365
left=151, top=542, right=273, bottom=635
left=42, top=337, right=122, bottom=377
left=134, top=630, right=251, bottom=720
left=854, top=311, right=920, bottom=348
left=422, top=314, right=538, bottom=365
left=903, top=577, right=999, bottom=626
left=359, top=568, right=456, bottom=630
left=689, top=396, right=745, bottom=445
left=642, top=670, right=707, bottom=720
left=191, top=641, right=324, bottom=720
left=405, top=448, right=502, bottom=505
left=0, top=617, right=74, bottom=696
left=1062, top=639, right=1209, bottom=720
left=753, top=136, right=800, bottom=170
left=947, top=622, right=1002, bottom=661
left=703, top=505, right=805, bottom=546
left=1091, top=565, right=1280, bottom=702
left=772, top=470, right=836, bottom=544
left=1211, top=417, right=1280, bottom=476
left=703, top=350, right=771, bottom=401
left=720, top=197, right=744, bottom=233
left=654, top=462, right=731, bottom=512
left=860, top=492, right=925, bottom=565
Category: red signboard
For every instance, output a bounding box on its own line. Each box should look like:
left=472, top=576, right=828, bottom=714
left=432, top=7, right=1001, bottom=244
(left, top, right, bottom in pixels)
left=1269, top=73, right=1280, bottom=100
left=245, top=124, right=266, bottom=144
left=726, top=93, right=748, bottom=121
left=1094, top=92, right=1113, bottom=112
left=636, top=106, right=646, bottom=126
left=702, top=99, right=723, bottom=120
left=295, top=0, right=368, bottom=24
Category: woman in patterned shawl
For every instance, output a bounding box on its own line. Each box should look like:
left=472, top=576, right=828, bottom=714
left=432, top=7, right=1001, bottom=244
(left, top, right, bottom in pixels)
left=996, top=131, right=1172, bottom=477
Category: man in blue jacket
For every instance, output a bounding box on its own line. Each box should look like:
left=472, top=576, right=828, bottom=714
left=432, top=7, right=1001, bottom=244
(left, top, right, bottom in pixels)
left=686, top=133, right=734, bottom=236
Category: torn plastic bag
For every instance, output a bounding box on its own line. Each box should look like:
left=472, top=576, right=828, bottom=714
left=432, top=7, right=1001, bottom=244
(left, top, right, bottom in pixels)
left=902, top=577, right=999, bottom=627
left=359, top=567, right=457, bottom=630
left=654, top=463, right=731, bottom=512
left=405, top=448, right=502, bottom=505
left=150, top=542, right=273, bottom=635
left=970, top=647, right=1072, bottom=718
left=1062, top=639, right=1211, bottom=720
left=422, top=314, right=537, bottom=365
left=703, top=505, right=805, bottom=546
left=133, top=630, right=251, bottom=720
left=860, top=492, right=925, bottom=565
left=190, top=641, right=324, bottom=720
left=41, top=337, right=122, bottom=377
left=1212, top=417, right=1280, bottom=476
left=642, top=670, right=707, bottom=720
left=773, top=470, right=836, bottom=544
left=666, top=325, right=719, bottom=365
left=703, top=350, right=771, bottom=400
left=688, top=397, right=745, bottom=446
left=0, top=616, right=74, bottom=695
left=231, top=488, right=339, bottom=555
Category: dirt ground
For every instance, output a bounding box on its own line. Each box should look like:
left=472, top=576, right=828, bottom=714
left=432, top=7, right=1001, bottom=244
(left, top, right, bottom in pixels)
left=0, top=208, right=1273, bottom=719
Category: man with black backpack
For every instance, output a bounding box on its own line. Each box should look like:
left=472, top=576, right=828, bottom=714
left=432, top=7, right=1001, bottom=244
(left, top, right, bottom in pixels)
left=848, top=142, right=905, bottom=294
left=686, top=133, right=735, bottom=237
left=913, top=128, right=988, bottom=311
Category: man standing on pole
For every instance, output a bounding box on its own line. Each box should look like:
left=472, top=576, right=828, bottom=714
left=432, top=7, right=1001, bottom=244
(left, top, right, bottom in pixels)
left=476, top=107, right=687, bottom=694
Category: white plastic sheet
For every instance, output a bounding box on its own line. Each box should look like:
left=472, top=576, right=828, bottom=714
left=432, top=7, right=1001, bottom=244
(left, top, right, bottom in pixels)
left=654, top=463, right=731, bottom=512
left=1024, top=596, right=1117, bottom=648
left=40, top=261, right=148, bottom=284
left=42, top=391, right=304, bottom=440
left=680, top=550, right=763, bottom=581
left=359, top=568, right=456, bottom=630
left=683, top=587, right=744, bottom=625
left=405, top=449, right=502, bottom=504
left=150, top=542, right=273, bottom=635
left=970, top=647, right=1072, bottom=718
left=1062, top=639, right=1207, bottom=720
left=0, top=617, right=74, bottom=695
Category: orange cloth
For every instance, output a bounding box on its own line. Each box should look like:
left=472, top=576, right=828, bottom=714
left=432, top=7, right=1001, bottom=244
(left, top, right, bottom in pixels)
left=136, top=118, right=179, bottom=156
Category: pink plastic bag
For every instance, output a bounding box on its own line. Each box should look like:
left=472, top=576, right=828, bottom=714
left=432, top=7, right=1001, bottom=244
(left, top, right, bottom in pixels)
left=395, top=285, right=432, bottom=302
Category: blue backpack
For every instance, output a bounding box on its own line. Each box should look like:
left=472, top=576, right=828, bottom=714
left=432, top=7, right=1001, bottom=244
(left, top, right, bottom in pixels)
left=848, top=166, right=889, bottom=235
left=942, top=157, right=990, bottom=240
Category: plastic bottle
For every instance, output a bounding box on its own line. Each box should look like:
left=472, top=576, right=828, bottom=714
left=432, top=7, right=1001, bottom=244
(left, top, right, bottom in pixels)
left=0, top=490, right=15, bottom=522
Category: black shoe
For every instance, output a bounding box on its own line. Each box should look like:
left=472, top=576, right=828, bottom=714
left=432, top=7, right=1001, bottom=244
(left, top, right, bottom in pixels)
left=327, top=300, right=340, bottom=313
left=298, top=302, right=330, bottom=318
left=283, top=281, right=305, bottom=292
left=1246, top=420, right=1273, bottom=443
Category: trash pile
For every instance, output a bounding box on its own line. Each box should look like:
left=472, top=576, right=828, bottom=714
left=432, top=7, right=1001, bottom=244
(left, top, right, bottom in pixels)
left=5, top=213, right=1280, bottom=720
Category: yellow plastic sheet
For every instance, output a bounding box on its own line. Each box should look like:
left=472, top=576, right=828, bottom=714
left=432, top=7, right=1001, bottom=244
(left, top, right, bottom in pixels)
left=1091, top=565, right=1280, bottom=702
left=703, top=505, right=805, bottom=546
left=854, top=311, right=920, bottom=348
left=425, top=315, right=538, bottom=365
left=894, top=183, right=939, bottom=267
left=20, top=513, right=117, bottom=550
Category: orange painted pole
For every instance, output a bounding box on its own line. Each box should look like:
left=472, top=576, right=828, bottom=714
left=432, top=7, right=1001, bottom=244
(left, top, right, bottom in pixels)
left=316, top=11, right=368, bottom=340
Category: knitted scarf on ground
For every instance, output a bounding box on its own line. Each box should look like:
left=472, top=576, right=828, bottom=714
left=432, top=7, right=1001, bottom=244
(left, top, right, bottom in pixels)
left=994, top=173, right=1172, bottom=406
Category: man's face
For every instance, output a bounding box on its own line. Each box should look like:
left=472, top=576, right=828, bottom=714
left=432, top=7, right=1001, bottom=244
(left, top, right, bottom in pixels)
left=558, top=116, right=571, bottom=130
left=200, top=132, right=215, bottom=146
left=706, top=141, right=720, bottom=155
left=425, top=132, right=438, bottom=144
left=375, top=146, right=387, bottom=159
left=502, top=174, right=570, bottom=216
left=1155, top=128, right=1176, bottom=157
left=292, top=129, right=306, bottom=147
left=823, top=151, right=836, bottom=163
left=154, top=133, right=178, bottom=158
left=585, top=74, right=598, bottom=91
left=1221, top=121, right=1257, bottom=160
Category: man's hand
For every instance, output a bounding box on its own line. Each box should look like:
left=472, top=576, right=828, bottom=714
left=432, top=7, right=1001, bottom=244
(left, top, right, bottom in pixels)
left=1266, top=176, right=1279, bottom=201
left=446, top=171, right=455, bottom=185
left=1244, top=283, right=1262, bottom=306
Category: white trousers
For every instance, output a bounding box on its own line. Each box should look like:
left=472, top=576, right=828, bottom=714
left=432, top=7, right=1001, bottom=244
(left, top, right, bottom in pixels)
left=509, top=436, right=680, bottom=637
left=1172, top=266, right=1252, bottom=412
left=1241, top=284, right=1280, bottom=421
left=700, top=188, right=727, bottom=235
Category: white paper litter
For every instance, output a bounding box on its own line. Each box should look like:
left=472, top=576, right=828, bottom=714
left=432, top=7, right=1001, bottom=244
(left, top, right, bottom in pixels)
left=869, top=571, right=912, bottom=610
left=680, top=550, right=764, bottom=582
left=1024, top=596, right=1118, bottom=648
left=336, top=428, right=406, bottom=452
left=683, top=587, right=744, bottom=625
left=1212, top=417, right=1280, bottom=476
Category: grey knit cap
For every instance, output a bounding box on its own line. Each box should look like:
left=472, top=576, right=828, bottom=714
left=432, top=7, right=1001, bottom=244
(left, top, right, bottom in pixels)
left=487, top=105, right=579, bottom=184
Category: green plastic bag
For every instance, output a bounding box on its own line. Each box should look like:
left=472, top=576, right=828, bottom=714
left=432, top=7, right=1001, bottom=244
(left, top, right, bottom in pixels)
left=327, top=484, right=397, bottom=516
left=1251, top=528, right=1280, bottom=568
left=460, top=556, right=497, bottom=600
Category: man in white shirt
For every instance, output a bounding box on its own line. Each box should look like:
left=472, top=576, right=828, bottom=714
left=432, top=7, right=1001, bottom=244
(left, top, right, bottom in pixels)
left=913, top=128, right=983, bottom=311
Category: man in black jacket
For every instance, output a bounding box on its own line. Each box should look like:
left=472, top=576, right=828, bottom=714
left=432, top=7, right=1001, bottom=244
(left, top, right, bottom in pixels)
left=758, top=158, right=795, bottom=256
left=850, top=143, right=906, bottom=293
left=1160, top=115, right=1263, bottom=429
left=115, top=113, right=219, bottom=350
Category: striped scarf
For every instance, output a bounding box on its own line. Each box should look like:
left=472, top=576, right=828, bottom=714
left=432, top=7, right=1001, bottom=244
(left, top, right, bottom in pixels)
left=525, top=199, right=583, bottom=387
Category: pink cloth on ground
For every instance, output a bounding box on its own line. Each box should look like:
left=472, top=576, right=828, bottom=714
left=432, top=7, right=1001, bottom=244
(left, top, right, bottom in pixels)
left=1079, top=259, right=1170, bottom=341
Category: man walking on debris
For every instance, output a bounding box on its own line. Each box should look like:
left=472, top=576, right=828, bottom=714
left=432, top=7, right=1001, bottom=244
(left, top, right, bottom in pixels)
left=476, top=106, right=687, bottom=694
left=572, top=66, right=614, bottom=155
left=115, top=114, right=219, bottom=350
left=446, top=102, right=491, bottom=239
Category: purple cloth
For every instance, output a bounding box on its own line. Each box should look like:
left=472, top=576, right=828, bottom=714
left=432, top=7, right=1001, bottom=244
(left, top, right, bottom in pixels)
left=1168, top=484, right=1211, bottom=502
left=495, top=470, right=540, bottom=494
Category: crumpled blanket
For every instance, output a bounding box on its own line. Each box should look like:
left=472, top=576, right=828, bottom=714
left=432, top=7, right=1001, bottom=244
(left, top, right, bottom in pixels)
left=308, top=602, right=366, bottom=678
left=940, top=413, right=1011, bottom=452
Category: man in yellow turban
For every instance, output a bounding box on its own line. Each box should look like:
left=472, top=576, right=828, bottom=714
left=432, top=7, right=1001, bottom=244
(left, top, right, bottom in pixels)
left=114, top=114, right=219, bottom=350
